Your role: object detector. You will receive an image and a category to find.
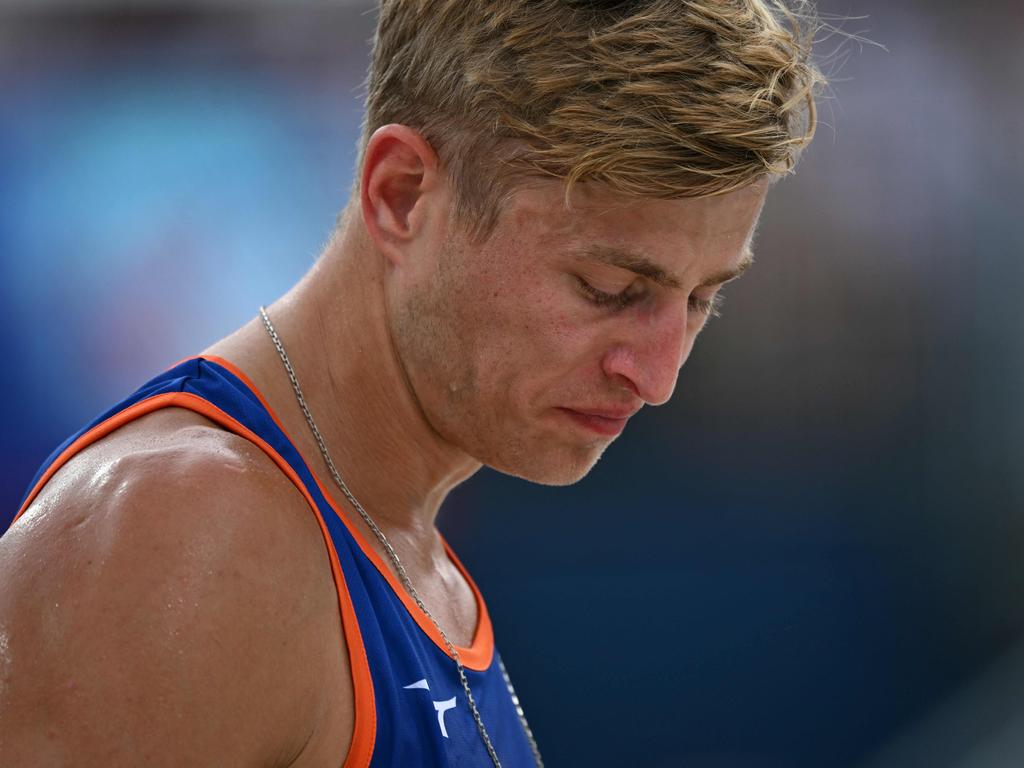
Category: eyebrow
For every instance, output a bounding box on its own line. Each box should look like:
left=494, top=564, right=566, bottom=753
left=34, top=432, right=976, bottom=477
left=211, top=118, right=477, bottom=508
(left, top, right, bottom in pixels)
left=576, top=244, right=755, bottom=290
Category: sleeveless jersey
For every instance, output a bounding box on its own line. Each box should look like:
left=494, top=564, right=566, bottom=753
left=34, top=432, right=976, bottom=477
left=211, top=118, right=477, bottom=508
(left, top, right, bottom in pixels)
left=10, top=356, right=537, bottom=768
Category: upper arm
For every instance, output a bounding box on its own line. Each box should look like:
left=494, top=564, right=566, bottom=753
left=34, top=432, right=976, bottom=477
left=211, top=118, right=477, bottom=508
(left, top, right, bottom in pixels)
left=0, top=415, right=348, bottom=767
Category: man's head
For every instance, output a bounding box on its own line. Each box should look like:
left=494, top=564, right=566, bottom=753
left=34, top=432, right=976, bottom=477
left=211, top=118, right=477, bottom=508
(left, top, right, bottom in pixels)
left=353, top=0, right=823, bottom=485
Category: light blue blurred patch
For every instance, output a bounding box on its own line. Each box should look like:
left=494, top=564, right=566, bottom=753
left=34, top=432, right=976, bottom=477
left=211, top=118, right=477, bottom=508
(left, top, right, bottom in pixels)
left=3, top=68, right=357, bottom=422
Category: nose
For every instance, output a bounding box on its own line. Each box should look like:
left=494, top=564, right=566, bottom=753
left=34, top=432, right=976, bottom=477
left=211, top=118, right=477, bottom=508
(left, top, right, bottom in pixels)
left=600, top=305, right=692, bottom=406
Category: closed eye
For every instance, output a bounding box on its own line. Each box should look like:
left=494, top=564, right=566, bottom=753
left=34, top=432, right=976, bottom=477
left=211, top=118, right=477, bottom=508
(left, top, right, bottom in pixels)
left=575, top=277, right=643, bottom=310
left=577, top=276, right=723, bottom=318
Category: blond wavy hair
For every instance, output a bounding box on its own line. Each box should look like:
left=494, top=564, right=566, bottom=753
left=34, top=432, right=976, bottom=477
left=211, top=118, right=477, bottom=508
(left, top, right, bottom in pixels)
left=362, top=0, right=825, bottom=237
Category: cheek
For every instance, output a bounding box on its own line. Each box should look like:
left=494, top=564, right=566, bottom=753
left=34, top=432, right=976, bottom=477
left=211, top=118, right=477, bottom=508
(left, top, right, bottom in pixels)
left=451, top=237, right=605, bottom=403
left=482, top=298, right=603, bottom=410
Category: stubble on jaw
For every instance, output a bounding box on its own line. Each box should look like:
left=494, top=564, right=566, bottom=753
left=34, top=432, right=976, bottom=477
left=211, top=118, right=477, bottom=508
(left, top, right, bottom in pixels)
left=388, top=228, right=612, bottom=486
left=388, top=234, right=490, bottom=448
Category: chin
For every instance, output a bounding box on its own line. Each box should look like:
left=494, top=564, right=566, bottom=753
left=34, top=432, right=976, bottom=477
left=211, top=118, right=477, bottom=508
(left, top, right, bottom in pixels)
left=485, top=440, right=609, bottom=487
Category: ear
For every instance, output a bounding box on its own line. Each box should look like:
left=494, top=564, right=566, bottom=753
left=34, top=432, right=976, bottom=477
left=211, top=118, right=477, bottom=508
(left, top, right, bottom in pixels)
left=359, top=124, right=444, bottom=266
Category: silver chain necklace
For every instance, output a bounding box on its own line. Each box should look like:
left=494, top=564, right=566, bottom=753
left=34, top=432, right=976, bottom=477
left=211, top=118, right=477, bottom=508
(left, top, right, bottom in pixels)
left=258, top=306, right=543, bottom=768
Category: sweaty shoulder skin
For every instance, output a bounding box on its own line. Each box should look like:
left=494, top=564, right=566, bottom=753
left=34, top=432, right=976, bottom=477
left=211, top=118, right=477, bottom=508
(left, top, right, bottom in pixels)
left=0, top=410, right=351, bottom=767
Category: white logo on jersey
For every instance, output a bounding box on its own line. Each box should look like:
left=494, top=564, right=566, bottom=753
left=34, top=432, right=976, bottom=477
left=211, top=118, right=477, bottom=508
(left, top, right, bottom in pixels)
left=403, top=678, right=458, bottom=739
left=433, top=697, right=457, bottom=738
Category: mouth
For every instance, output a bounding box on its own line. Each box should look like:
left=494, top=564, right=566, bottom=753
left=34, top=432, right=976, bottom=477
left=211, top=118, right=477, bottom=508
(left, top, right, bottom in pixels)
left=555, top=406, right=636, bottom=437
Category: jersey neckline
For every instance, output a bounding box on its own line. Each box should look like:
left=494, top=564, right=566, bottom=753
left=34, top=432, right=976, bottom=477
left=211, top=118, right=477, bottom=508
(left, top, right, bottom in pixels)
left=196, top=354, right=495, bottom=671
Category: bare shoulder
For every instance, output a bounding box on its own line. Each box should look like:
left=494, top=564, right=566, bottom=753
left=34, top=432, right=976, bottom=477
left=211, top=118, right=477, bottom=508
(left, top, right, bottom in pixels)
left=0, top=408, right=352, bottom=767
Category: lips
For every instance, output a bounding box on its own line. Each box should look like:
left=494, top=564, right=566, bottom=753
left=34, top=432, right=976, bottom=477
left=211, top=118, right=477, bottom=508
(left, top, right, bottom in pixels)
left=556, top=405, right=640, bottom=437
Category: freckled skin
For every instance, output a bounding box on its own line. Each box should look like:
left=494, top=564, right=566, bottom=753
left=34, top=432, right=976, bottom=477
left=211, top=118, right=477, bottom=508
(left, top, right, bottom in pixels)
left=389, top=180, right=768, bottom=485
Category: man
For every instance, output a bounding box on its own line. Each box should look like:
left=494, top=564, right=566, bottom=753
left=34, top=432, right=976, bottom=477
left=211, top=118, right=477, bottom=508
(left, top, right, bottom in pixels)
left=0, top=0, right=822, bottom=765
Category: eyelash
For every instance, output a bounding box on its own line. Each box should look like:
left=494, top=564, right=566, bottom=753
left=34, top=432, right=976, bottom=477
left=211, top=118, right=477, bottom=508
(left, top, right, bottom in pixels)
left=576, top=278, right=722, bottom=318
left=690, top=294, right=723, bottom=318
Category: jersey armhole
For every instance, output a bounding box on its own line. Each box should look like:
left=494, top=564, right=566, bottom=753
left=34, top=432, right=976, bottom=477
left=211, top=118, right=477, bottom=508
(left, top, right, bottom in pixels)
left=12, top=390, right=377, bottom=768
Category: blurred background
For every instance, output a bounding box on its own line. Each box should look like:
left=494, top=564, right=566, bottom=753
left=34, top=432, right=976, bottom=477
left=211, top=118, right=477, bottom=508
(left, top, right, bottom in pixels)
left=1, top=1, right=1022, bottom=766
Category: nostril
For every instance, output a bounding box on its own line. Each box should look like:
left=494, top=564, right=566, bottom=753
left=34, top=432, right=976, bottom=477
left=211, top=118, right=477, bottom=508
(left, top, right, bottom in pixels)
left=600, top=346, right=640, bottom=392
left=611, top=372, right=640, bottom=399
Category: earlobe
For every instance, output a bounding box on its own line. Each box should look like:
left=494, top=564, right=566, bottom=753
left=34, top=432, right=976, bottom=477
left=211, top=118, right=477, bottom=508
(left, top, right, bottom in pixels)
left=360, top=125, right=441, bottom=265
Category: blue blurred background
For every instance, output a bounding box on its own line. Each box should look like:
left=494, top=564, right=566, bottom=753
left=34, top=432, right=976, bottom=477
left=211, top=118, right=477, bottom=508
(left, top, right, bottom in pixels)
left=2, top=2, right=1022, bottom=766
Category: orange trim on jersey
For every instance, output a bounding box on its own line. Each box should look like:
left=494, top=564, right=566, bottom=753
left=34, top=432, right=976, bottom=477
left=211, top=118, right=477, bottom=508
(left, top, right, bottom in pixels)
left=194, top=354, right=496, bottom=671
left=202, top=356, right=285, bottom=430
left=304, top=452, right=496, bottom=671
left=12, top=391, right=376, bottom=768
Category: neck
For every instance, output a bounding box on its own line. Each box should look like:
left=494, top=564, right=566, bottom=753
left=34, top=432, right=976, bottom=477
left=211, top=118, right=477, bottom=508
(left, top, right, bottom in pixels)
left=204, top=216, right=481, bottom=556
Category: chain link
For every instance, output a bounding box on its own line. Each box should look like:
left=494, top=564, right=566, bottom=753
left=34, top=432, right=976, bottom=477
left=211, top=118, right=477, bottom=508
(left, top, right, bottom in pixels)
left=258, top=306, right=543, bottom=768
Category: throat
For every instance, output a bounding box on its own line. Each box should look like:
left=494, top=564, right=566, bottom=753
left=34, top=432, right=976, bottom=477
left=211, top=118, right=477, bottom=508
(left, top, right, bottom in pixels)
left=384, top=533, right=481, bottom=650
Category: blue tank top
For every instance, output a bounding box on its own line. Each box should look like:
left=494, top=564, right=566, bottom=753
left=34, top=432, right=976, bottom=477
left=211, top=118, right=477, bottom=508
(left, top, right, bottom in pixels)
left=11, top=356, right=538, bottom=768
